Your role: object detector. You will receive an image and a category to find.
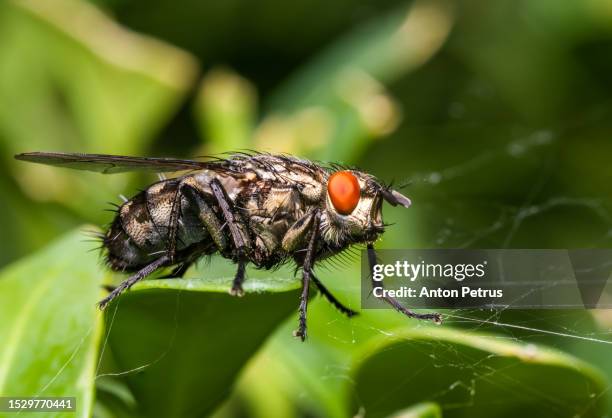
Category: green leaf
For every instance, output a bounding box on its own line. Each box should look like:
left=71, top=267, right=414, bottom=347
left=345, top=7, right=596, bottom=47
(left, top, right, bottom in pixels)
left=101, top=260, right=301, bottom=418
left=235, top=304, right=608, bottom=418
left=350, top=326, right=608, bottom=418
left=387, top=402, right=442, bottom=418
left=0, top=227, right=106, bottom=418
left=0, top=0, right=198, bottom=221
left=228, top=297, right=366, bottom=418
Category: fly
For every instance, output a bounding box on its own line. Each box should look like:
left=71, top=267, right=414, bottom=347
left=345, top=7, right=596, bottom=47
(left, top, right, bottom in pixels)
left=15, top=151, right=441, bottom=340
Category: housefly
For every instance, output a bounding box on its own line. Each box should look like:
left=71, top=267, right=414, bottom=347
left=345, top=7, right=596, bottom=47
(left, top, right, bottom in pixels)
left=15, top=151, right=441, bottom=340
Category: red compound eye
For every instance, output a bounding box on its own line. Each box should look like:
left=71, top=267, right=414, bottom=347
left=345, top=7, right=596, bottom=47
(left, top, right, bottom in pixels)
left=327, top=171, right=360, bottom=215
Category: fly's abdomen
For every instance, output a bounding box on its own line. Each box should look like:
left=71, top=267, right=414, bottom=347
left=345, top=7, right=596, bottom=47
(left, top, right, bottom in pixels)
left=104, top=192, right=157, bottom=271
left=104, top=179, right=209, bottom=271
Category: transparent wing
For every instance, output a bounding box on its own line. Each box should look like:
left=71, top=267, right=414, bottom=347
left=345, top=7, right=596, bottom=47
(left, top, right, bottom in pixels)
left=14, top=152, right=211, bottom=174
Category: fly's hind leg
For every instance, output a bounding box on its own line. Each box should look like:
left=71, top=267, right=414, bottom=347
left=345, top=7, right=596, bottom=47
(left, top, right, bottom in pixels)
left=176, top=184, right=230, bottom=276
left=97, top=179, right=188, bottom=308
left=210, top=179, right=251, bottom=297
left=99, top=181, right=226, bottom=308
left=98, top=255, right=171, bottom=309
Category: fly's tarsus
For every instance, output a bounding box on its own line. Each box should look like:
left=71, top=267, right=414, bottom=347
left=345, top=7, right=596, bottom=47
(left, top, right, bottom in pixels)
left=366, top=243, right=442, bottom=325
left=230, top=260, right=246, bottom=297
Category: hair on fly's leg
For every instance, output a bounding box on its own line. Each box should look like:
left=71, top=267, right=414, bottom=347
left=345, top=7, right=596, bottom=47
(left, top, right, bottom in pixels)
left=311, top=272, right=357, bottom=317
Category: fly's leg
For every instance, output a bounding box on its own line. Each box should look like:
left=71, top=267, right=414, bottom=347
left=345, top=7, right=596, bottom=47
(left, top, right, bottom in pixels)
left=161, top=178, right=233, bottom=278
left=283, top=212, right=357, bottom=319
left=366, top=244, right=442, bottom=323
left=157, top=255, right=197, bottom=279
left=166, top=182, right=230, bottom=269
left=98, top=255, right=170, bottom=309
left=174, top=183, right=235, bottom=278
left=161, top=184, right=230, bottom=279
left=210, top=179, right=250, bottom=297
left=311, top=272, right=358, bottom=317
left=293, top=211, right=321, bottom=341
left=231, top=261, right=246, bottom=296
left=97, top=178, right=189, bottom=308
left=165, top=181, right=188, bottom=263
left=99, top=182, right=226, bottom=307
left=182, top=184, right=228, bottom=251
left=167, top=261, right=194, bottom=278
left=159, top=257, right=197, bottom=279
left=281, top=210, right=315, bottom=252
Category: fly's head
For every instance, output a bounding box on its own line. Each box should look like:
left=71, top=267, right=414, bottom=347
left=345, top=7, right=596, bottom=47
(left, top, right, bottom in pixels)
left=322, top=170, right=411, bottom=246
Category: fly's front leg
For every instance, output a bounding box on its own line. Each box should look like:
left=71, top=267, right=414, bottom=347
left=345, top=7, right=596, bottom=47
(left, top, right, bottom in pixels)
left=282, top=211, right=357, bottom=318
left=293, top=211, right=321, bottom=341
left=366, top=244, right=442, bottom=323
left=210, top=179, right=251, bottom=296
left=284, top=211, right=357, bottom=319
left=311, top=272, right=357, bottom=317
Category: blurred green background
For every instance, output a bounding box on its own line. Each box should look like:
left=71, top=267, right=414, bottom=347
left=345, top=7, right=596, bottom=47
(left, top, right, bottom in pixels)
left=1, top=0, right=612, bottom=417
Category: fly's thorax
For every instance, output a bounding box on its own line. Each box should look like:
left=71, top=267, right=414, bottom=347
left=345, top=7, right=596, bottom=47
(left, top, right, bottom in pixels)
left=145, top=180, right=180, bottom=227
left=261, top=186, right=303, bottom=215
left=191, top=170, right=246, bottom=200
left=247, top=157, right=325, bottom=203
